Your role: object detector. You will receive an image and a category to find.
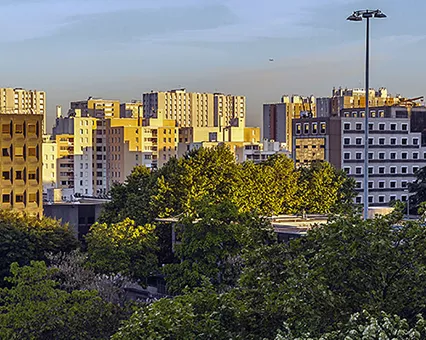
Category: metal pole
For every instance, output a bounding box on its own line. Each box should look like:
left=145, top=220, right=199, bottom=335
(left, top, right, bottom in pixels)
left=364, top=17, right=370, bottom=220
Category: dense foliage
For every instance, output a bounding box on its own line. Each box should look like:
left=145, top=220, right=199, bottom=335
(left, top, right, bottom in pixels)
left=114, top=209, right=426, bottom=339
left=100, top=145, right=356, bottom=225
left=85, top=218, right=158, bottom=285
left=0, top=210, right=78, bottom=285
left=0, top=261, right=125, bottom=340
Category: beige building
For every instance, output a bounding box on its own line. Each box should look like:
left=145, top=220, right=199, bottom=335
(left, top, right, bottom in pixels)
left=120, top=101, right=143, bottom=118
left=71, top=97, right=121, bottom=118
left=42, top=135, right=57, bottom=192
left=0, top=88, right=46, bottom=133
left=55, top=134, right=74, bottom=189
left=1, top=111, right=43, bottom=217
left=143, top=89, right=246, bottom=129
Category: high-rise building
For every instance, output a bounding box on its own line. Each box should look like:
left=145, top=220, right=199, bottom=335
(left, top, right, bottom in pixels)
left=143, top=89, right=245, bottom=129
left=120, top=101, right=143, bottom=118
left=70, top=97, right=121, bottom=118
left=42, top=135, right=57, bottom=192
left=0, top=88, right=46, bottom=133
left=1, top=110, right=43, bottom=216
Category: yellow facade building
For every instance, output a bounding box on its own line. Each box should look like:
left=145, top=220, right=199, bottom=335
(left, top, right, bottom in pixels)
left=71, top=97, right=121, bottom=118
left=1, top=112, right=43, bottom=217
left=42, top=135, right=57, bottom=192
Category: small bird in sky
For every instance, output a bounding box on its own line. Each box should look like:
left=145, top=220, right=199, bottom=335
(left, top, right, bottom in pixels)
left=269, top=58, right=274, bottom=62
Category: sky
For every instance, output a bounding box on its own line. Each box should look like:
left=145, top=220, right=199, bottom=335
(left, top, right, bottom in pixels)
left=1, top=0, right=426, bottom=132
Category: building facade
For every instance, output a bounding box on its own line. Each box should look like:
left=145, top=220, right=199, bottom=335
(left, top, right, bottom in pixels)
left=1, top=112, right=43, bottom=216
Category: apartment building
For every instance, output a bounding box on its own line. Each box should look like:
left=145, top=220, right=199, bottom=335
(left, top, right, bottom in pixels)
left=0, top=88, right=46, bottom=133
left=143, top=89, right=246, bottom=129
left=55, top=134, right=74, bottom=190
left=120, top=101, right=143, bottom=118
left=42, top=135, right=57, bottom=192
left=263, top=95, right=315, bottom=151
left=1, top=111, right=43, bottom=216
left=316, top=87, right=403, bottom=117
left=71, top=97, right=121, bottom=118
left=293, top=105, right=426, bottom=206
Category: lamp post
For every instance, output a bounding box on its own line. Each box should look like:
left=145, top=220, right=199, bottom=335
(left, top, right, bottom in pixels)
left=347, top=9, right=387, bottom=220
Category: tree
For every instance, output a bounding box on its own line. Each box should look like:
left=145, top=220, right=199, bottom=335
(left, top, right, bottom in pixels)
left=85, top=218, right=158, bottom=285
left=408, top=166, right=426, bottom=214
left=0, top=261, right=125, bottom=340
left=0, top=210, right=78, bottom=285
left=99, top=166, right=157, bottom=226
left=297, top=161, right=357, bottom=215
left=276, top=312, right=426, bottom=340
left=163, top=199, right=276, bottom=294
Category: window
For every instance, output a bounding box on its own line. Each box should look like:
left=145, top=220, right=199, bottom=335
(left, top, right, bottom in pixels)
left=28, top=147, right=36, bottom=157
left=2, top=171, right=10, bottom=180
left=356, top=138, right=362, bottom=145
left=356, top=167, right=362, bottom=174
left=28, top=124, right=36, bottom=134
left=401, top=167, right=408, bottom=174
left=368, top=182, right=373, bottom=189
left=379, top=181, right=385, bottom=188
left=368, top=196, right=373, bottom=204
left=368, top=167, right=373, bottom=174
left=379, top=138, right=385, bottom=145
left=344, top=138, right=350, bottom=145
left=15, top=171, right=23, bottom=180
left=28, top=193, right=37, bottom=203
left=368, top=138, right=373, bottom=145
left=390, top=123, right=396, bottom=131
left=401, top=195, right=407, bottom=202
left=3, top=148, right=10, bottom=157
left=356, top=123, right=362, bottom=130
left=413, top=138, right=419, bottom=145
left=379, top=152, right=385, bottom=160
left=312, top=123, right=318, bottom=134
left=15, top=124, right=23, bottom=134
left=2, top=124, right=10, bottom=134
left=2, top=194, right=10, bottom=203
left=402, top=124, right=408, bottom=131
left=390, top=167, right=396, bottom=174
left=356, top=197, right=362, bottom=204
left=390, top=138, right=396, bottom=145
left=28, top=172, right=36, bottom=180
left=402, top=152, right=407, bottom=159
left=344, top=153, right=350, bottom=160
left=390, top=181, right=396, bottom=188
left=344, top=167, right=350, bottom=174
left=368, top=153, right=373, bottom=160
left=390, top=152, right=396, bottom=160
left=379, top=167, right=385, bottom=174
left=379, top=123, right=385, bottom=131
left=402, top=138, right=407, bottom=145
left=379, top=196, right=385, bottom=203
left=356, top=182, right=362, bottom=189
left=369, top=123, right=373, bottom=131
left=15, top=194, right=24, bottom=203
left=356, top=152, right=362, bottom=160
left=304, top=123, right=309, bottom=134
left=15, top=147, right=24, bottom=157
left=402, top=181, right=408, bottom=188
left=295, top=124, right=301, bottom=135
left=413, top=166, right=419, bottom=173
left=344, top=123, right=350, bottom=130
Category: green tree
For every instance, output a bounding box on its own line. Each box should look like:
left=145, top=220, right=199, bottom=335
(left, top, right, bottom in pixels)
left=99, top=166, right=157, bottom=226
left=233, top=155, right=300, bottom=215
left=0, top=261, right=124, bottom=340
left=297, top=161, right=356, bottom=214
left=163, top=199, right=276, bottom=294
left=0, top=210, right=78, bottom=285
left=85, top=218, right=158, bottom=285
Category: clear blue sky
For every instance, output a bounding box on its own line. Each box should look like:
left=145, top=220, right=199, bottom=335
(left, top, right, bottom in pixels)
left=1, top=0, right=425, bottom=131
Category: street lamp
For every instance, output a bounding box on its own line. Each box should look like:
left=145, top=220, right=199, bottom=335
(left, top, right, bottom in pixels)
left=347, top=9, right=387, bottom=220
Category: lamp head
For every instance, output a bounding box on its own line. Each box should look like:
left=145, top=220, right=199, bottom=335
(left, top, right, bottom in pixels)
left=347, top=13, right=362, bottom=21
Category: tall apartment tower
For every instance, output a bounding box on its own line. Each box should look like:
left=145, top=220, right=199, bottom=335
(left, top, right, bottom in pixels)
left=0, top=88, right=46, bottom=133
left=70, top=97, right=121, bottom=118
left=143, top=89, right=246, bottom=129
left=0, top=110, right=43, bottom=217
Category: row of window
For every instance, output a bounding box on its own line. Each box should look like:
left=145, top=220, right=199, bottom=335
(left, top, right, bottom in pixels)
left=355, top=195, right=407, bottom=205
left=343, top=122, right=408, bottom=131
left=1, top=169, right=38, bottom=181
left=355, top=180, right=409, bottom=189
left=344, top=166, right=419, bottom=175
left=344, top=137, right=419, bottom=146
left=343, top=110, right=385, bottom=118
left=1, top=123, right=38, bottom=136
left=344, top=151, right=422, bottom=160
left=294, top=122, right=327, bottom=135
left=2, top=146, right=38, bottom=158
left=1, top=193, right=39, bottom=204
